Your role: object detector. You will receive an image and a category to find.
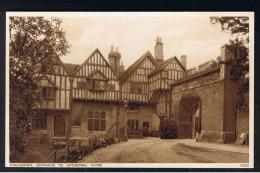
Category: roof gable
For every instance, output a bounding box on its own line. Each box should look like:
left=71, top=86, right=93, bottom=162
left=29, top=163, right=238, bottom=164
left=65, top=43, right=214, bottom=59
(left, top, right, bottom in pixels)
left=36, top=74, right=56, bottom=88
left=74, top=49, right=118, bottom=79
left=86, top=70, right=109, bottom=80
left=148, top=56, right=186, bottom=77
left=63, top=63, right=80, bottom=75
left=120, top=51, right=158, bottom=81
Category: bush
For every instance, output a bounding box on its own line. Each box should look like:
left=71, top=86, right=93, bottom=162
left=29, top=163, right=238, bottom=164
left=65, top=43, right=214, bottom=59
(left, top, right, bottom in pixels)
left=67, top=150, right=82, bottom=162
left=79, top=145, right=93, bottom=157
left=105, top=137, right=116, bottom=145
left=159, top=120, right=178, bottom=139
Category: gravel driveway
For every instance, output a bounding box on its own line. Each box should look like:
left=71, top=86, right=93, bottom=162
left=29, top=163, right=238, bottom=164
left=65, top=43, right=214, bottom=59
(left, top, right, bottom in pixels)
left=80, top=137, right=249, bottom=163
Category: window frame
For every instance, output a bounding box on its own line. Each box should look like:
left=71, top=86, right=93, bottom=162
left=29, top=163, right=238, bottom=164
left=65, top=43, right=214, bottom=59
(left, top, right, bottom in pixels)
left=88, top=111, right=106, bottom=131
left=32, top=112, right=47, bottom=130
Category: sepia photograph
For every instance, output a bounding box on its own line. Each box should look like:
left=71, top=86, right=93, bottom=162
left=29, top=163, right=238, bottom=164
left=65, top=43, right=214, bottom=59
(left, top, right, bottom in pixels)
left=5, top=12, right=254, bottom=168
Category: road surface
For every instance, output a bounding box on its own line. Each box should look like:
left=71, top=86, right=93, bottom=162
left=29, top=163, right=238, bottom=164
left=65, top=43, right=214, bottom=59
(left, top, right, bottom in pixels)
left=80, top=138, right=248, bottom=163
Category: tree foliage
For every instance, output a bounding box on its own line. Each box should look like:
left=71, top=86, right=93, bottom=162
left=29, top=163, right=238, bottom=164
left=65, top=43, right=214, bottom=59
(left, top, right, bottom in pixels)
left=9, top=16, right=70, bottom=161
left=210, top=16, right=249, bottom=43
left=210, top=16, right=249, bottom=112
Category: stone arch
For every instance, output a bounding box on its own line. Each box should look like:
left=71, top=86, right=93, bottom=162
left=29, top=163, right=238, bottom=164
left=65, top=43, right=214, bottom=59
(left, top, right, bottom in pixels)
left=178, top=93, right=202, bottom=138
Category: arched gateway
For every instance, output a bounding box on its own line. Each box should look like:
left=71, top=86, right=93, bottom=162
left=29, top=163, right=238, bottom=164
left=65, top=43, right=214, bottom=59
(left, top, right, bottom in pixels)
left=170, top=45, right=238, bottom=143
left=178, top=94, right=201, bottom=139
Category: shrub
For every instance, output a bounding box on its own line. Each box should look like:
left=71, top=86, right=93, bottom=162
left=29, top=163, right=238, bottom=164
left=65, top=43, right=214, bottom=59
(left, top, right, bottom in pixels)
left=67, top=150, right=82, bottom=162
left=105, top=137, right=116, bottom=145
left=159, top=120, right=178, bottom=139
left=79, top=145, right=93, bottom=157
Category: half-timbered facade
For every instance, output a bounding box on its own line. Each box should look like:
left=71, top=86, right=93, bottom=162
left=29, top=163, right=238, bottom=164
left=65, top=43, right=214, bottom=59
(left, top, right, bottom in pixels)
left=69, top=49, right=121, bottom=137
left=32, top=37, right=189, bottom=139
left=33, top=56, right=71, bottom=137
left=30, top=36, right=249, bottom=144
left=148, top=57, right=186, bottom=120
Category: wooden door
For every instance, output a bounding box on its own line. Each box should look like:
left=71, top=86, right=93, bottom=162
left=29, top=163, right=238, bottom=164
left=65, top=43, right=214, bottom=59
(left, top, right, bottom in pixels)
left=54, top=115, right=65, bottom=136
left=178, top=104, right=192, bottom=138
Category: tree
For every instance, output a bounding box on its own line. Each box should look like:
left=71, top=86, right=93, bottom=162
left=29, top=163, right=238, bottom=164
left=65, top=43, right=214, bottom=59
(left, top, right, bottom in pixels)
left=210, top=17, right=249, bottom=43
left=210, top=17, right=249, bottom=112
left=9, top=16, right=70, bottom=161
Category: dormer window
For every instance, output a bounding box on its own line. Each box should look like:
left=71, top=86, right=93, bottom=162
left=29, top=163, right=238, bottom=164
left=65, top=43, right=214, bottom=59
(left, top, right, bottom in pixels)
left=93, top=80, right=107, bottom=91
left=86, top=70, right=109, bottom=91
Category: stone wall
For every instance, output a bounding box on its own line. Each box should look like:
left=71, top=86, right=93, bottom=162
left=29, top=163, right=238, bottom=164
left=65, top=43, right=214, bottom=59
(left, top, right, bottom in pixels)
left=31, top=110, right=71, bottom=138
left=70, top=101, right=118, bottom=138
left=171, top=71, right=227, bottom=143
left=118, top=104, right=155, bottom=132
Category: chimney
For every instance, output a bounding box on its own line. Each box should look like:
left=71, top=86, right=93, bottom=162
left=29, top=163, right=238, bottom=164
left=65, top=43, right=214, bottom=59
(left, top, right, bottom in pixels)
left=108, top=45, right=121, bottom=74
left=154, top=36, right=164, bottom=62
left=180, top=55, right=187, bottom=69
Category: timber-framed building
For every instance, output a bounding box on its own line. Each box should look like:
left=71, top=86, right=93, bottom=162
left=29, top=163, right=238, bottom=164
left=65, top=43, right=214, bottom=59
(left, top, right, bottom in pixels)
left=33, top=37, right=249, bottom=143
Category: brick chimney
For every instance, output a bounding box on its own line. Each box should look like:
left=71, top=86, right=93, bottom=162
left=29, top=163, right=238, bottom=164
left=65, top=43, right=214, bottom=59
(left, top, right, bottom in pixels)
left=108, top=45, right=121, bottom=74
left=180, top=55, right=187, bottom=69
left=154, top=36, right=164, bottom=63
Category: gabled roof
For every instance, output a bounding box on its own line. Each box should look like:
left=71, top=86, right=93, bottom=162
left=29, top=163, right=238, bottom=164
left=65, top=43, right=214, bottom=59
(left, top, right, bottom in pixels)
left=73, top=48, right=119, bottom=79
left=63, top=63, right=80, bottom=75
left=41, top=55, right=71, bottom=76
left=120, top=51, right=158, bottom=81
left=86, top=70, right=109, bottom=80
left=148, top=56, right=186, bottom=77
left=36, top=74, right=56, bottom=88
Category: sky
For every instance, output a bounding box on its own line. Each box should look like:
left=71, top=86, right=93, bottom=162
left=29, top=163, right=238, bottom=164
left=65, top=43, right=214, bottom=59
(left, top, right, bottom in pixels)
left=59, top=13, right=233, bottom=69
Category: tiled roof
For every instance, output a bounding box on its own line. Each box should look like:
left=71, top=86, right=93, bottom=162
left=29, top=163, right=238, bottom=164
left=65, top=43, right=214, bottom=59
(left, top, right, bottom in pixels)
left=170, top=67, right=220, bottom=87
left=148, top=56, right=186, bottom=77
left=63, top=63, right=80, bottom=75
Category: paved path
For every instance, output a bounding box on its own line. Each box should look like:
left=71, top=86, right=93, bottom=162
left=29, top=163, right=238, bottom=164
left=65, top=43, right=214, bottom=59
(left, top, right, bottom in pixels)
left=80, top=137, right=249, bottom=163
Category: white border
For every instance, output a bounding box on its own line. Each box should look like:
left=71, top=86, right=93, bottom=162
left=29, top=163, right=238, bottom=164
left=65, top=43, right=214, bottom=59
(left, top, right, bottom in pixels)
left=5, top=12, right=254, bottom=168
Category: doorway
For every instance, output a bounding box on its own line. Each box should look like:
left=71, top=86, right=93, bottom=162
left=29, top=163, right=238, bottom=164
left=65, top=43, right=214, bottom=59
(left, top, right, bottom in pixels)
left=54, top=115, right=65, bottom=136
left=143, top=122, right=150, bottom=137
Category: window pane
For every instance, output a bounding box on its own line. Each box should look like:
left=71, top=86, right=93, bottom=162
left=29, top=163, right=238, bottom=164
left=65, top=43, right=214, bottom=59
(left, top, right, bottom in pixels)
left=88, top=119, right=94, bottom=131
left=135, top=120, right=139, bottom=130
left=101, top=111, right=106, bottom=119
left=127, top=119, right=131, bottom=128
left=32, top=112, right=47, bottom=130
left=42, top=88, right=47, bottom=98
left=95, top=112, right=100, bottom=119
left=94, top=119, right=99, bottom=131
left=100, top=120, right=105, bottom=131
